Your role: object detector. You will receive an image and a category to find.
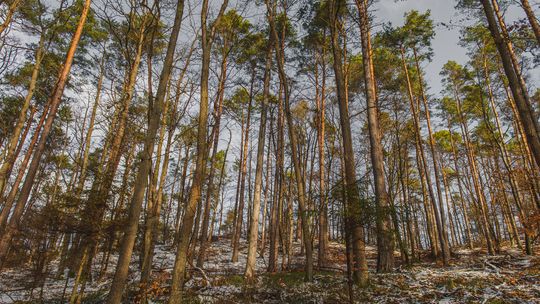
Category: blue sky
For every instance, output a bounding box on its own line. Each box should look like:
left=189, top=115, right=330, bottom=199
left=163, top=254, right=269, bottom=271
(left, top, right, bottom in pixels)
left=373, top=0, right=539, bottom=96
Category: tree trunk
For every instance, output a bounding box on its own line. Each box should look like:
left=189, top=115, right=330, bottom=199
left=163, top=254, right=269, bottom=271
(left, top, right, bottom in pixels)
left=519, top=0, right=540, bottom=45
left=330, top=0, right=370, bottom=283
left=106, top=1, right=184, bottom=302
left=231, top=68, right=255, bottom=263
left=0, top=0, right=22, bottom=35
left=316, top=42, right=329, bottom=268
left=480, top=0, right=540, bottom=168
left=197, top=47, right=228, bottom=267
left=268, top=106, right=282, bottom=273
left=0, top=32, right=45, bottom=198
left=245, top=37, right=272, bottom=280
left=168, top=1, right=228, bottom=302
left=0, top=0, right=92, bottom=264
left=355, top=0, right=395, bottom=272
left=266, top=0, right=313, bottom=281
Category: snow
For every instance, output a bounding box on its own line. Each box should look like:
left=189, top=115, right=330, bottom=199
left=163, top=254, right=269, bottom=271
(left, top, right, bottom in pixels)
left=1, top=239, right=539, bottom=303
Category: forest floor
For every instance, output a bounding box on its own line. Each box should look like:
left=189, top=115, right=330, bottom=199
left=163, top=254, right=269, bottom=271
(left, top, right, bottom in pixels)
left=0, top=238, right=539, bottom=303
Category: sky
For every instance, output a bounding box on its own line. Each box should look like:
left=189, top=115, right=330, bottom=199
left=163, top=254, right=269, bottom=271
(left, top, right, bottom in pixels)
left=34, top=0, right=538, bottom=98
left=7, top=0, right=537, bottom=212
left=374, top=0, right=467, bottom=95
left=372, top=0, right=540, bottom=96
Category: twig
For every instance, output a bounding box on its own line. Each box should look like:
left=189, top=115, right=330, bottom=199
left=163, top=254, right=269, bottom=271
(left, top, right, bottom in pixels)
left=189, top=262, right=212, bottom=287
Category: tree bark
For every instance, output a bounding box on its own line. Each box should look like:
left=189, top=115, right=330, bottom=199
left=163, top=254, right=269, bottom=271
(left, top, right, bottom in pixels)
left=0, top=32, right=45, bottom=199
left=0, top=0, right=22, bottom=35
left=197, top=44, right=228, bottom=267
left=245, top=37, right=272, bottom=280
left=0, top=0, right=92, bottom=264
left=316, top=41, right=329, bottom=268
left=168, top=1, right=228, bottom=302
left=265, top=0, right=313, bottom=281
left=355, top=0, right=395, bottom=272
left=480, top=0, right=540, bottom=168
left=519, top=0, right=540, bottom=45
left=106, top=1, right=184, bottom=302
left=231, top=68, right=255, bottom=263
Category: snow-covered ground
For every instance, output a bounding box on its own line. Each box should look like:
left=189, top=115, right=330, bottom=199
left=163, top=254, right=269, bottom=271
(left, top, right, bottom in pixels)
left=1, top=239, right=538, bottom=303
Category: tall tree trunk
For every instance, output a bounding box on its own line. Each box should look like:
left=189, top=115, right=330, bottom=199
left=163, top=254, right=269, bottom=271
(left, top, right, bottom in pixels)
left=268, top=106, right=282, bottom=273
left=355, top=0, right=394, bottom=272
left=0, top=0, right=22, bottom=35
left=0, top=33, right=45, bottom=198
left=316, top=43, right=329, bottom=268
left=197, top=47, right=228, bottom=267
left=480, top=0, right=540, bottom=168
left=519, top=0, right=540, bottom=45
left=231, top=68, right=255, bottom=262
left=0, top=0, right=91, bottom=264
left=330, top=0, right=370, bottom=283
left=245, top=38, right=272, bottom=280
left=168, top=1, right=228, bottom=302
left=266, top=0, right=313, bottom=281
left=106, top=1, right=184, bottom=302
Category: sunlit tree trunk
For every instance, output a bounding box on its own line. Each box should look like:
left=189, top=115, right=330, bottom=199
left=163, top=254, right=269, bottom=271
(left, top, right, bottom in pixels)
left=519, top=0, right=540, bottom=45
left=356, top=0, right=395, bottom=272
left=0, top=0, right=92, bottom=264
left=106, top=1, right=184, bottom=302
left=266, top=0, right=313, bottom=281
left=268, top=105, right=283, bottom=273
left=480, top=0, right=540, bottom=168
left=231, top=68, right=255, bottom=263
left=0, top=0, right=22, bottom=35
left=245, top=39, right=272, bottom=280
left=168, top=1, right=228, bottom=302
left=316, top=42, right=329, bottom=268
left=0, top=33, right=45, bottom=199
left=412, top=48, right=451, bottom=259
left=197, top=46, right=229, bottom=267
left=330, top=0, right=370, bottom=283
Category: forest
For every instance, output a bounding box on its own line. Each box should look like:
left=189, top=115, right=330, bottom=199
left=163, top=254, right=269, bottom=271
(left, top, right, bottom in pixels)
left=0, top=0, right=539, bottom=302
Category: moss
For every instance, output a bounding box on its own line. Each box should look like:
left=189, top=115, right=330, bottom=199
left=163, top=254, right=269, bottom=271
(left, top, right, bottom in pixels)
left=267, top=271, right=307, bottom=285
left=217, top=274, right=245, bottom=287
